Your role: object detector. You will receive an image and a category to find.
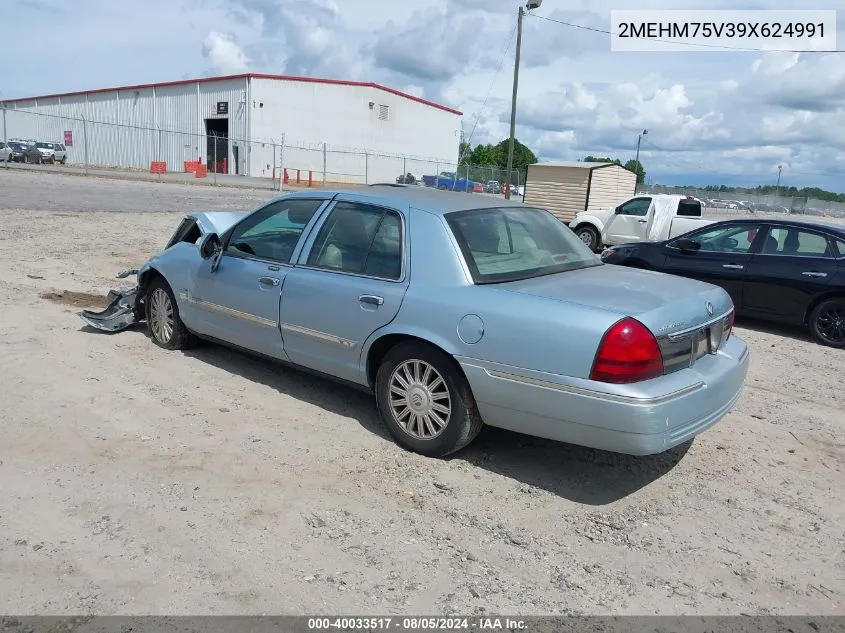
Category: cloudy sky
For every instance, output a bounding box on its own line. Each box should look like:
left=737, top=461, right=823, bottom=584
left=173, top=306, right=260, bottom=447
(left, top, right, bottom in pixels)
left=4, top=0, right=845, bottom=191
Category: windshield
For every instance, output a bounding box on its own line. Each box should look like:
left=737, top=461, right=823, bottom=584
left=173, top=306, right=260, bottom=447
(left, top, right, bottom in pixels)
left=445, top=206, right=601, bottom=284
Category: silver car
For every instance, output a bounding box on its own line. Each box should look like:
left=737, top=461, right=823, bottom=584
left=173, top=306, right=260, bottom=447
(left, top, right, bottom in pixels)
left=80, top=186, right=749, bottom=458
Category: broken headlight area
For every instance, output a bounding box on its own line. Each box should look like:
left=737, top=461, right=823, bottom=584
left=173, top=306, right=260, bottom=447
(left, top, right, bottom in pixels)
left=78, top=270, right=145, bottom=333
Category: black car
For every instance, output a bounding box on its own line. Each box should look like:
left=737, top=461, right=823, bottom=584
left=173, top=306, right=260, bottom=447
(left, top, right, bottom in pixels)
left=600, top=218, right=845, bottom=348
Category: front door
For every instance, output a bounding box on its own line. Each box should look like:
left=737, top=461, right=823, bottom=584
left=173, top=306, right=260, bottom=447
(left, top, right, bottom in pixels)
left=604, top=196, right=652, bottom=244
left=190, top=197, right=328, bottom=358
left=743, top=224, right=838, bottom=324
left=280, top=197, right=409, bottom=384
left=662, top=223, right=764, bottom=310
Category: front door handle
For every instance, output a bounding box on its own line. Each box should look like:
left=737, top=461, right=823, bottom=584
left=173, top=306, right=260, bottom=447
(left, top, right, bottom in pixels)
left=359, top=294, right=384, bottom=306
left=637, top=218, right=647, bottom=223
left=802, top=271, right=828, bottom=278
left=722, top=264, right=744, bottom=270
left=258, top=276, right=280, bottom=286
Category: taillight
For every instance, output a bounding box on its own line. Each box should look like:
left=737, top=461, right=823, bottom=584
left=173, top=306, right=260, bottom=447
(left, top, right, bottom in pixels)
left=590, top=317, right=664, bottom=384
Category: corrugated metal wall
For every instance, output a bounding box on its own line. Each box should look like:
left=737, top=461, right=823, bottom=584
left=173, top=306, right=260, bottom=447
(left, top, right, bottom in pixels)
left=587, top=166, right=637, bottom=210
left=523, top=165, right=590, bottom=223
left=4, top=77, right=249, bottom=173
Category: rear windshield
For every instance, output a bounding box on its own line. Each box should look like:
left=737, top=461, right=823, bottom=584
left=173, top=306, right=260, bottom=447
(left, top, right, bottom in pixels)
left=36, top=142, right=54, bottom=149
left=445, top=206, right=601, bottom=284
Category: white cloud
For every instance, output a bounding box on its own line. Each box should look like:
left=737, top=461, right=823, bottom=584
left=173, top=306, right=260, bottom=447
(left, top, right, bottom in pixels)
left=202, top=31, right=251, bottom=74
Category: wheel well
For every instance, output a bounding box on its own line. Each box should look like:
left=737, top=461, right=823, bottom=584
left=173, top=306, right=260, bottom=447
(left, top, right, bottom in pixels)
left=574, top=223, right=599, bottom=235
left=136, top=267, right=165, bottom=315
left=804, top=293, right=845, bottom=326
left=365, top=334, right=465, bottom=389
left=627, top=259, right=651, bottom=269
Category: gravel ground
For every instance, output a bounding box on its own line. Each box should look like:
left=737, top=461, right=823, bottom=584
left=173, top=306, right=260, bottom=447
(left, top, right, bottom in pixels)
left=0, top=170, right=843, bottom=615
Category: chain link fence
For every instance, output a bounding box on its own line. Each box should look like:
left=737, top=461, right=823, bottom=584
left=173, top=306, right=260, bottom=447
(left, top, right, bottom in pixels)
left=1, top=106, right=521, bottom=194
left=636, top=184, right=845, bottom=219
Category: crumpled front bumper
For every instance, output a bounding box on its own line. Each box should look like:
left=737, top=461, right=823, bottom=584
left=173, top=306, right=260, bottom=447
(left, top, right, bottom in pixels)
left=78, top=269, right=143, bottom=333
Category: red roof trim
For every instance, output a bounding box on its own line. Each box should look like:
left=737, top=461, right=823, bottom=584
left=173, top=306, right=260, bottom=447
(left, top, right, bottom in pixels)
left=3, top=72, right=464, bottom=116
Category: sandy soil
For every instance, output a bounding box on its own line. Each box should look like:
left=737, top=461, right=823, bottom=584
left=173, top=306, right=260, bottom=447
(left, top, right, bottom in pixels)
left=0, top=170, right=843, bottom=615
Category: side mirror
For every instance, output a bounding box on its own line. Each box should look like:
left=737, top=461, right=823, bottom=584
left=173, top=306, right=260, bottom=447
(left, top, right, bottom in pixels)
left=675, top=237, right=701, bottom=251
left=199, top=232, right=221, bottom=259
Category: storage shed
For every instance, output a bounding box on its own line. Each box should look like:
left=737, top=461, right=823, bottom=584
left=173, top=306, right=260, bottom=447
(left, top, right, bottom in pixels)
left=522, top=161, right=637, bottom=224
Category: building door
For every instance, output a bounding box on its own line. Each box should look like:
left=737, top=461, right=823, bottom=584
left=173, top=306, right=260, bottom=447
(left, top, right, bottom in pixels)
left=204, top=118, right=228, bottom=174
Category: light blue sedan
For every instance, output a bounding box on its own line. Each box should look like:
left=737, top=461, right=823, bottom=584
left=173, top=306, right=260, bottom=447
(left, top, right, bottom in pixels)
left=80, top=185, right=750, bottom=457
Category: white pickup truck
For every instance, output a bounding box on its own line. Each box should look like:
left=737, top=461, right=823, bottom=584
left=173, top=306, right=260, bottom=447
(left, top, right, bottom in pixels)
left=569, top=194, right=715, bottom=252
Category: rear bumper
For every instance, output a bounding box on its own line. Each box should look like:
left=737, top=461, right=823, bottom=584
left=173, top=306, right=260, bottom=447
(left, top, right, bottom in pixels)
left=457, top=335, right=749, bottom=455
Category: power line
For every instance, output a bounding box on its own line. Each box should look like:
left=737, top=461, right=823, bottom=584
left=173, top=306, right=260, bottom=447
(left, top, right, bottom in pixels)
left=458, top=21, right=518, bottom=161
left=528, top=13, right=845, bottom=53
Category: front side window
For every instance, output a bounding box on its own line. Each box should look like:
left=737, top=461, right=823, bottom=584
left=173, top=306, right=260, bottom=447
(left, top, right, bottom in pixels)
left=762, top=227, right=833, bottom=257
left=446, top=207, right=600, bottom=284
left=307, top=202, right=403, bottom=280
left=618, top=197, right=651, bottom=217
left=225, top=198, right=324, bottom=263
left=675, top=224, right=759, bottom=254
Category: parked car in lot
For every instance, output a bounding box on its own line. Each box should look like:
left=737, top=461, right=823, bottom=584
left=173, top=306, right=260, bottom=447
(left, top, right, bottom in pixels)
left=79, top=187, right=749, bottom=457
left=395, top=173, right=422, bottom=185
left=18, top=142, right=45, bottom=164
left=422, top=171, right=482, bottom=193
left=0, top=142, right=11, bottom=162
left=35, top=141, right=67, bottom=164
left=485, top=181, right=502, bottom=194
left=570, top=194, right=715, bottom=252
left=600, top=218, right=845, bottom=348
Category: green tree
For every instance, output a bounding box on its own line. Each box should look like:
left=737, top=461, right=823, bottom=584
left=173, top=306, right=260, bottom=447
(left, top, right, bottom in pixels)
left=624, top=159, right=646, bottom=185
left=494, top=138, right=538, bottom=183
left=582, top=156, right=622, bottom=165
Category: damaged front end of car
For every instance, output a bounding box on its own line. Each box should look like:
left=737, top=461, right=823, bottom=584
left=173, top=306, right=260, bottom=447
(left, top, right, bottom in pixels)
left=78, top=268, right=145, bottom=333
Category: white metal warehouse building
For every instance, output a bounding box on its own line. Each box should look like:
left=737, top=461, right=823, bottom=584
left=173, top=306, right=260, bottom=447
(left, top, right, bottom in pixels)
left=1, top=73, right=464, bottom=183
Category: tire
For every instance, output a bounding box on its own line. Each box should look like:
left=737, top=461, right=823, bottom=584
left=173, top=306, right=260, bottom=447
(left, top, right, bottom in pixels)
left=51, top=155, right=57, bottom=165
left=375, top=341, right=484, bottom=458
left=575, top=225, right=601, bottom=252
left=60, top=156, right=66, bottom=164
left=145, top=277, right=197, bottom=350
left=808, top=297, right=845, bottom=348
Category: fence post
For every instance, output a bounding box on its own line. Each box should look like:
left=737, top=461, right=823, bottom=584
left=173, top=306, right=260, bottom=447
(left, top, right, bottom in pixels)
left=2, top=104, right=7, bottom=169
left=403, top=156, right=406, bottom=179
left=272, top=141, right=276, bottom=188
left=322, top=142, right=327, bottom=185
left=365, top=152, right=369, bottom=185
left=83, top=115, right=89, bottom=176
left=213, top=132, right=218, bottom=187
left=279, top=133, right=285, bottom=191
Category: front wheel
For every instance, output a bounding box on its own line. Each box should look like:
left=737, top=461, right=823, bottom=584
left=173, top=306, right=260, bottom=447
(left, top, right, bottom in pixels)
left=375, top=341, right=484, bottom=457
left=575, top=225, right=601, bottom=252
left=145, top=277, right=197, bottom=350
left=808, top=298, right=845, bottom=348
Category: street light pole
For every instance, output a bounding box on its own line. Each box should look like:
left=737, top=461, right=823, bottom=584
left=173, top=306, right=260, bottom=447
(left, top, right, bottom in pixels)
left=634, top=129, right=648, bottom=184
left=504, top=0, right=542, bottom=200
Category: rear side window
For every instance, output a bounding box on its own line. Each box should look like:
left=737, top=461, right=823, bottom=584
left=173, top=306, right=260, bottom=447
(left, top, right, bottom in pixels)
left=677, top=199, right=702, bottom=216
left=762, top=227, right=833, bottom=257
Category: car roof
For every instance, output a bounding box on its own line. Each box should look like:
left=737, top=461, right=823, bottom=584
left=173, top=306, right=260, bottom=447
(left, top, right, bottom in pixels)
left=709, top=216, right=845, bottom=238
left=284, top=184, right=529, bottom=216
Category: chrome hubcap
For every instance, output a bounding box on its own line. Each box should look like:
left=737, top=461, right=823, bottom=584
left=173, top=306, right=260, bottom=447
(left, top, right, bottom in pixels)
left=149, top=288, right=174, bottom=343
left=388, top=359, right=451, bottom=440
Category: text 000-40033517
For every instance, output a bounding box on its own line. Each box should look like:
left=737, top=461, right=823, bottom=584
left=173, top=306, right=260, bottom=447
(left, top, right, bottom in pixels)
left=609, top=10, right=837, bottom=52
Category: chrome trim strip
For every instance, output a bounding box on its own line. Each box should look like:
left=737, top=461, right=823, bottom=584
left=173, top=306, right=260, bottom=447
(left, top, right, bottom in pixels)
left=280, top=322, right=356, bottom=349
left=666, top=309, right=733, bottom=340
left=187, top=296, right=278, bottom=328
left=483, top=368, right=705, bottom=405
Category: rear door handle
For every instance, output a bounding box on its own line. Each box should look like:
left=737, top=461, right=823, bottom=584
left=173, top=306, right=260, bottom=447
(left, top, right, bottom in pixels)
left=802, top=271, right=828, bottom=278
left=359, top=294, right=384, bottom=306
left=258, top=276, right=280, bottom=286
left=722, top=264, right=744, bottom=270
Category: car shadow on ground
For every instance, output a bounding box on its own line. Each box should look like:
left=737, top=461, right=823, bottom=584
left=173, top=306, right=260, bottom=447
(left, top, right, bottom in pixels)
left=89, top=326, right=690, bottom=505
left=734, top=315, right=815, bottom=344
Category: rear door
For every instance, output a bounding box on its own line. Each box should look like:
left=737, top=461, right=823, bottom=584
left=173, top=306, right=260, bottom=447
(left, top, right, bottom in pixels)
left=603, top=196, right=652, bottom=244
left=279, top=196, right=409, bottom=384
left=662, top=222, right=764, bottom=309
left=743, top=224, right=838, bottom=324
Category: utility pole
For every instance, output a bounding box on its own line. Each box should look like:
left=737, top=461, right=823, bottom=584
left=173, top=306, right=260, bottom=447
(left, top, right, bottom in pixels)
left=505, top=0, right=542, bottom=200
left=776, top=164, right=782, bottom=191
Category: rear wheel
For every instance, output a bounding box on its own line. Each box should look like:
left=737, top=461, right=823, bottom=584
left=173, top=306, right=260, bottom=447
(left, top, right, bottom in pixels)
left=375, top=341, right=484, bottom=457
left=808, top=298, right=845, bottom=348
left=575, top=225, right=601, bottom=252
left=145, top=277, right=197, bottom=350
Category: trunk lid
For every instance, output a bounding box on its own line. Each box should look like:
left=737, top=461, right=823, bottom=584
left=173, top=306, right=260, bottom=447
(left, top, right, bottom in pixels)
left=497, top=263, right=733, bottom=338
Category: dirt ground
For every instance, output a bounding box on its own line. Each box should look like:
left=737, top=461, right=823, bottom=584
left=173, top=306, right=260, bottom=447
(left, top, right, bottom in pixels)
left=0, top=170, right=843, bottom=616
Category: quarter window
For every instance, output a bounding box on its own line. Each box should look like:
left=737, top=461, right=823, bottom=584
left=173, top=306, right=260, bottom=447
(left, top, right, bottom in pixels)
left=225, top=198, right=323, bottom=263
left=307, top=202, right=403, bottom=280
left=762, top=227, right=833, bottom=257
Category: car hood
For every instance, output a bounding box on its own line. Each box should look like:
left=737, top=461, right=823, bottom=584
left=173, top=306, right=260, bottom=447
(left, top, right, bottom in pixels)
left=191, top=211, right=248, bottom=235
left=497, top=263, right=733, bottom=337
